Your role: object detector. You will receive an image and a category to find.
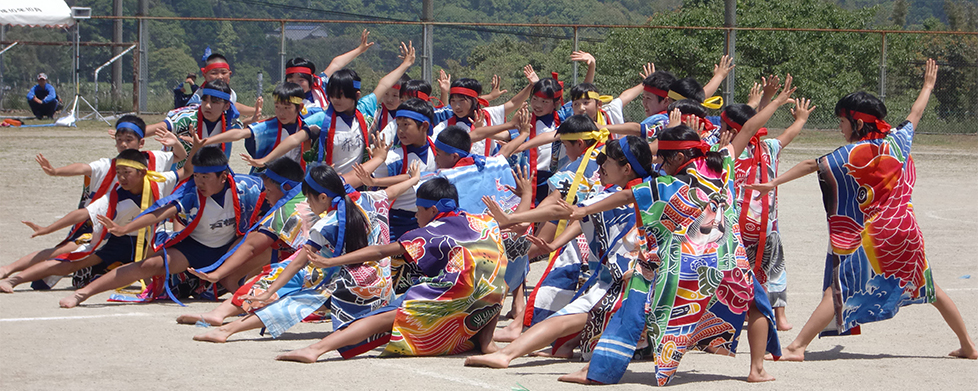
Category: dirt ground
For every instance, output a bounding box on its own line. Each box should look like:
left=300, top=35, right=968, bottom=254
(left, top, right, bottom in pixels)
left=1, top=122, right=976, bottom=390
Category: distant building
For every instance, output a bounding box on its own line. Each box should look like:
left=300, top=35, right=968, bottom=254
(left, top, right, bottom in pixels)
left=266, top=24, right=329, bottom=41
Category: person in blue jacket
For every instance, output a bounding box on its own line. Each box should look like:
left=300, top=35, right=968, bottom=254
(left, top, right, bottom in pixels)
left=27, top=73, right=60, bottom=120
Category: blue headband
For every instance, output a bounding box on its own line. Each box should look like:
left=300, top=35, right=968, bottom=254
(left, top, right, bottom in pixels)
left=116, top=122, right=145, bottom=138
left=194, top=164, right=229, bottom=174
left=304, top=170, right=355, bottom=257
left=394, top=109, right=431, bottom=125
left=434, top=139, right=469, bottom=158
left=618, top=138, right=649, bottom=178
left=201, top=88, right=231, bottom=101
left=262, top=168, right=301, bottom=193
left=352, top=80, right=361, bottom=89
left=416, top=197, right=458, bottom=213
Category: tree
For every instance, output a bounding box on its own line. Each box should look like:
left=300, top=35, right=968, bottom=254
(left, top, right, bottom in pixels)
left=891, top=0, right=908, bottom=27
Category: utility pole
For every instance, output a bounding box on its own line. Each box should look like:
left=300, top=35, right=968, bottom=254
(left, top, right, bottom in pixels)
left=137, top=0, right=148, bottom=113
left=111, top=0, right=122, bottom=101
left=421, top=0, right=433, bottom=83
left=723, top=0, right=736, bottom=106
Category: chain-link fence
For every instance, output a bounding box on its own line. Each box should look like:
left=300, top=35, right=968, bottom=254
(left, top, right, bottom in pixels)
left=2, top=18, right=975, bottom=134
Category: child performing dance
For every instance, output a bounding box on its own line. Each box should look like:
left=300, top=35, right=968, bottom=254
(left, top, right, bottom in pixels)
left=275, top=178, right=507, bottom=362
left=745, top=59, right=977, bottom=360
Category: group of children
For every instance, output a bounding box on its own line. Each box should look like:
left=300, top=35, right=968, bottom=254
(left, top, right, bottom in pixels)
left=2, top=30, right=976, bottom=386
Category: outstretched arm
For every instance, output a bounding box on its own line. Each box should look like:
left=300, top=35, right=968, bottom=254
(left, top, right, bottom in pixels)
left=776, top=98, right=815, bottom=149
left=240, top=250, right=311, bottom=302
left=201, top=127, right=252, bottom=147
left=571, top=51, right=597, bottom=84
left=906, top=58, right=938, bottom=129
left=97, top=204, right=179, bottom=237
left=744, top=159, right=818, bottom=196
left=306, top=242, right=405, bottom=268
left=617, top=84, right=644, bottom=107
left=565, top=189, right=634, bottom=220
left=372, top=41, right=416, bottom=100
left=323, top=29, right=375, bottom=77
left=36, top=154, right=91, bottom=177
left=22, top=208, right=91, bottom=238
left=241, top=130, right=309, bottom=168
left=703, top=55, right=734, bottom=97
left=383, top=161, right=422, bottom=200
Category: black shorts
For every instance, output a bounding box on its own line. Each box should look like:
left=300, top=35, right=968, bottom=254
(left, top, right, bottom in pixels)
left=92, top=235, right=139, bottom=272
left=167, top=236, right=236, bottom=270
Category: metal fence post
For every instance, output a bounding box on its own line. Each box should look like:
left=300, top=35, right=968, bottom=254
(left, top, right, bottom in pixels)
left=422, top=0, right=433, bottom=83
left=879, top=32, right=887, bottom=102
left=279, top=21, right=286, bottom=84
left=572, top=26, right=579, bottom=85
left=723, top=0, right=736, bottom=106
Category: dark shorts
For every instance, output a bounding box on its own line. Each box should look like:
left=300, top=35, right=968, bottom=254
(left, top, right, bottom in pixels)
left=167, top=236, right=235, bottom=270
left=92, top=235, right=139, bottom=272
left=390, top=209, right=418, bottom=241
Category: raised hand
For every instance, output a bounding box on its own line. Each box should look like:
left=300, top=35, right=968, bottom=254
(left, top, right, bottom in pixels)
left=241, top=153, right=266, bottom=168
left=369, top=133, right=390, bottom=159
left=437, top=69, right=452, bottom=94
left=923, top=58, right=938, bottom=90
left=771, top=74, right=796, bottom=106
left=557, top=198, right=587, bottom=220
left=571, top=51, right=596, bottom=67
left=747, top=82, right=763, bottom=109
left=666, top=108, right=682, bottom=128
left=35, top=153, right=56, bottom=176
left=303, top=244, right=332, bottom=268
left=523, top=64, right=539, bottom=84
left=155, top=129, right=182, bottom=149
left=353, top=163, right=377, bottom=187
left=791, top=97, right=816, bottom=122
left=407, top=160, right=422, bottom=179
left=481, top=196, right=512, bottom=227
left=472, top=107, right=486, bottom=128
left=640, top=62, right=656, bottom=80
left=508, top=165, right=532, bottom=197
left=357, top=29, right=375, bottom=52
left=762, top=75, right=782, bottom=98
left=250, top=96, right=265, bottom=123
left=713, top=54, right=734, bottom=78
left=399, top=41, right=416, bottom=65
left=485, top=74, right=508, bottom=100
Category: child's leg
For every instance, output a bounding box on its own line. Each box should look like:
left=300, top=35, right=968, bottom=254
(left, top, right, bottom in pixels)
left=747, top=306, right=775, bottom=382
left=475, top=313, right=500, bottom=354
left=0, top=255, right=102, bottom=293
left=193, top=314, right=265, bottom=343
left=930, top=284, right=978, bottom=359
left=59, top=249, right=190, bottom=308
left=782, top=287, right=835, bottom=361
left=774, top=306, right=793, bottom=331
left=0, top=243, right=79, bottom=279
left=177, top=297, right=245, bottom=326
left=495, top=284, right=527, bottom=342
left=557, top=363, right=593, bottom=384
left=217, top=247, right=273, bottom=293
left=464, top=312, right=587, bottom=368
left=276, top=310, right=398, bottom=363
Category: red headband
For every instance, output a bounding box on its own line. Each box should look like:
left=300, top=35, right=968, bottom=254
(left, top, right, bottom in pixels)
left=847, top=110, right=891, bottom=134
left=450, top=87, right=489, bottom=107
left=285, top=66, right=313, bottom=75
left=201, top=62, right=230, bottom=74
left=392, top=83, right=402, bottom=90
left=643, top=85, right=668, bottom=99
left=720, top=111, right=742, bottom=131
left=534, top=72, right=565, bottom=101
left=406, top=90, right=429, bottom=101
left=657, top=140, right=710, bottom=154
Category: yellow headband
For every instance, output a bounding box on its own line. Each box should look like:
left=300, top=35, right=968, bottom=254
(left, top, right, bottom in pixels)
left=584, top=91, right=614, bottom=104
left=116, top=159, right=148, bottom=171
left=558, top=128, right=611, bottom=143
left=667, top=90, right=724, bottom=110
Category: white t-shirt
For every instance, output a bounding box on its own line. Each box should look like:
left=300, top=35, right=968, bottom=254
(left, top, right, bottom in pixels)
left=602, top=98, right=625, bottom=125
left=372, top=145, right=438, bottom=212
left=308, top=114, right=366, bottom=175
left=85, top=171, right=179, bottom=236
left=431, top=104, right=507, bottom=156
left=84, top=151, right=175, bottom=208
left=185, top=189, right=239, bottom=248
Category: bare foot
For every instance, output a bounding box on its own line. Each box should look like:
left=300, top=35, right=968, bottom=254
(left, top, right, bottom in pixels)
left=0, top=267, right=11, bottom=280
left=777, top=320, right=794, bottom=331
left=949, top=343, right=978, bottom=359
left=527, top=348, right=574, bottom=358
left=493, top=321, right=523, bottom=342
left=59, top=292, right=87, bottom=308
left=276, top=347, right=322, bottom=363
left=193, top=329, right=231, bottom=343
left=0, top=279, right=14, bottom=293
left=747, top=368, right=776, bottom=383
left=464, top=352, right=511, bottom=368
left=480, top=341, right=499, bottom=354
left=763, top=353, right=776, bottom=361
left=176, top=313, right=224, bottom=326
left=557, top=366, right=594, bottom=384
left=779, top=345, right=805, bottom=362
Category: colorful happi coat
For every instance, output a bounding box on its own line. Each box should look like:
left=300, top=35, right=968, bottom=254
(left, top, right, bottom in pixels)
left=250, top=190, right=394, bottom=338
left=346, top=213, right=507, bottom=358
left=816, top=121, right=935, bottom=336
left=734, top=138, right=788, bottom=307
left=587, top=150, right=780, bottom=386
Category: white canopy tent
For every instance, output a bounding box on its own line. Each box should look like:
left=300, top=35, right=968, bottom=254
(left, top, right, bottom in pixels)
left=0, top=0, right=75, bottom=28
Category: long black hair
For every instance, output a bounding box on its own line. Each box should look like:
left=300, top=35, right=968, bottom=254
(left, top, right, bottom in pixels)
left=658, top=125, right=723, bottom=174
left=302, top=164, right=370, bottom=253
left=326, top=69, right=361, bottom=101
